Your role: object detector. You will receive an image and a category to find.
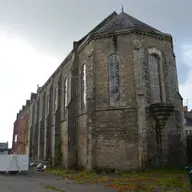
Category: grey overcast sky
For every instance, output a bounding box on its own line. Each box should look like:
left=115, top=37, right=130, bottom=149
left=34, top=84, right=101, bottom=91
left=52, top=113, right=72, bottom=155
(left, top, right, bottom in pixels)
left=0, top=0, right=191, bottom=145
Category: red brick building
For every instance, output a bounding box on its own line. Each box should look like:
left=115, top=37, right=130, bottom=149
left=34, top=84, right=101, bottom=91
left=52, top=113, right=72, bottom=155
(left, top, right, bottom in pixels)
left=11, top=117, right=20, bottom=154
left=11, top=105, right=30, bottom=155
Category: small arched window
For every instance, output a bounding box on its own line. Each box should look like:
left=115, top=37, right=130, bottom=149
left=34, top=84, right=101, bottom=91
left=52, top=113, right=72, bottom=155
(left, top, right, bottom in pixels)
left=108, top=54, right=120, bottom=106
left=148, top=54, right=161, bottom=103
left=81, top=64, right=86, bottom=110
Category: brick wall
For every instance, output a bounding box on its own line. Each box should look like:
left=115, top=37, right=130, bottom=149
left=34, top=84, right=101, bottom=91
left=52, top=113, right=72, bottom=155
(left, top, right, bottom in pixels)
left=77, top=114, right=87, bottom=168
left=133, top=33, right=185, bottom=167
left=92, top=35, right=139, bottom=170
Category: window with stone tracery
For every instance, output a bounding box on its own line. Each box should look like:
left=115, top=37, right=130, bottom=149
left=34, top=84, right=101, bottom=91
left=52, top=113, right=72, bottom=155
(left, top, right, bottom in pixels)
left=148, top=54, right=161, bottom=103
left=81, top=64, right=86, bottom=109
left=108, top=54, right=120, bottom=106
left=64, top=77, right=68, bottom=110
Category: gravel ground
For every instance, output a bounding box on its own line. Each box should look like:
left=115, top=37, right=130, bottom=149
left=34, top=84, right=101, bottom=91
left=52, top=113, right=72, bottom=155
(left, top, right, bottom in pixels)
left=0, top=171, right=115, bottom=192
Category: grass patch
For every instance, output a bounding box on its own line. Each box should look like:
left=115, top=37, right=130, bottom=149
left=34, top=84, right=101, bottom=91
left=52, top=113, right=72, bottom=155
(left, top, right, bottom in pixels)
left=46, top=168, right=191, bottom=192
left=42, top=184, right=65, bottom=192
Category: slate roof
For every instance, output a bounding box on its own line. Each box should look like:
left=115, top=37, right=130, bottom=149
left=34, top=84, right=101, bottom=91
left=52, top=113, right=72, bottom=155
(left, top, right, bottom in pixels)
left=34, top=10, right=168, bottom=96
left=95, top=11, right=163, bottom=34
left=77, top=11, right=118, bottom=44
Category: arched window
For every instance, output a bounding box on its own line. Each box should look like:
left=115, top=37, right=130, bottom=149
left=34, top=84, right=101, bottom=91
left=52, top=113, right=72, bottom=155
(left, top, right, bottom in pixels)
left=15, top=134, right=17, bottom=143
left=148, top=54, right=161, bottom=103
left=46, top=94, right=50, bottom=115
left=64, top=77, right=68, bottom=110
left=81, top=64, right=86, bottom=109
left=54, top=84, right=59, bottom=111
left=108, top=54, right=120, bottom=106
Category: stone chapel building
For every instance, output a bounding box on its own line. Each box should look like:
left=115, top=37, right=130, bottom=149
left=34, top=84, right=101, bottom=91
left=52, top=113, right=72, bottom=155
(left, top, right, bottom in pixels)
left=12, top=10, right=186, bottom=170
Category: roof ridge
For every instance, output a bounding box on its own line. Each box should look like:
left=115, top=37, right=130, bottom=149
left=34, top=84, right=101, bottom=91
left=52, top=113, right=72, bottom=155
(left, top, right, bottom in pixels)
left=95, top=11, right=163, bottom=34
left=41, top=11, right=119, bottom=88
left=89, top=11, right=118, bottom=34
left=77, top=11, right=118, bottom=44
left=120, top=12, right=161, bottom=32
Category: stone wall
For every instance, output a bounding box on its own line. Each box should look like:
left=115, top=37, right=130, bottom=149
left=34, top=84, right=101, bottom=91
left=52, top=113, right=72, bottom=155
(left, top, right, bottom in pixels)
left=95, top=110, right=138, bottom=169
left=77, top=114, right=87, bottom=168
left=132, top=33, right=185, bottom=168
left=60, top=121, right=68, bottom=167
left=60, top=57, right=72, bottom=167
left=38, top=88, right=45, bottom=160
left=93, top=35, right=138, bottom=170
left=12, top=28, right=185, bottom=170
left=76, top=40, right=95, bottom=169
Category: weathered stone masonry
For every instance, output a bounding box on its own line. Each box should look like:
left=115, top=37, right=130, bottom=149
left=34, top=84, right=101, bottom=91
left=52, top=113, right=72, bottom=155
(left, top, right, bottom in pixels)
left=11, top=10, right=186, bottom=170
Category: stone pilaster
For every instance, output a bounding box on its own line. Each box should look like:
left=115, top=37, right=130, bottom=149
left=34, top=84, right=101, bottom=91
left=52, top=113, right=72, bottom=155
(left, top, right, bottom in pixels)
left=44, top=117, right=48, bottom=160
left=34, top=98, right=40, bottom=159
left=67, top=42, right=79, bottom=169
left=47, top=79, right=53, bottom=162
left=132, top=36, right=148, bottom=168
left=37, top=122, right=41, bottom=159
left=54, top=71, right=62, bottom=166
left=85, top=41, right=96, bottom=170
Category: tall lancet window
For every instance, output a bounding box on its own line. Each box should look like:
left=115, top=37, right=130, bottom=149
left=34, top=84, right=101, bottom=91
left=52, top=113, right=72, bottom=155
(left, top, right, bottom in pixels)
left=148, top=54, right=161, bottom=103
left=54, top=84, right=59, bottom=111
left=81, top=64, right=86, bottom=109
left=64, top=77, right=68, bottom=110
left=46, top=94, right=50, bottom=115
left=108, top=54, right=120, bottom=106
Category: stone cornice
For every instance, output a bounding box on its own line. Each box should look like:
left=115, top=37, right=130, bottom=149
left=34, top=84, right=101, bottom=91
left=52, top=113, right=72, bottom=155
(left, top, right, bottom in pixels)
left=91, top=28, right=172, bottom=41
left=76, top=28, right=173, bottom=54
left=18, top=27, right=174, bottom=119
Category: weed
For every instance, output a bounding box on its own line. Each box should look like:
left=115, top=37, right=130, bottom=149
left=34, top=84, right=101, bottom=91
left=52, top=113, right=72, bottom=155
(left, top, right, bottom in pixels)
left=42, top=184, right=65, bottom=192
left=46, top=167, right=191, bottom=192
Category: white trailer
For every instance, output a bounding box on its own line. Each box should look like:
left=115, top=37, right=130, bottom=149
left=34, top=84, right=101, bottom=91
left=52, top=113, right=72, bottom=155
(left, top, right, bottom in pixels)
left=0, top=154, right=29, bottom=173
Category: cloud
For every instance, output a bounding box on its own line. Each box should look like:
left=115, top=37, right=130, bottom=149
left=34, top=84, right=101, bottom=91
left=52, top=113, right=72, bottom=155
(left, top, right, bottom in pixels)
left=0, top=32, right=59, bottom=145
left=179, top=45, right=192, bottom=108
left=183, top=45, right=192, bottom=65
left=0, top=0, right=191, bottom=145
